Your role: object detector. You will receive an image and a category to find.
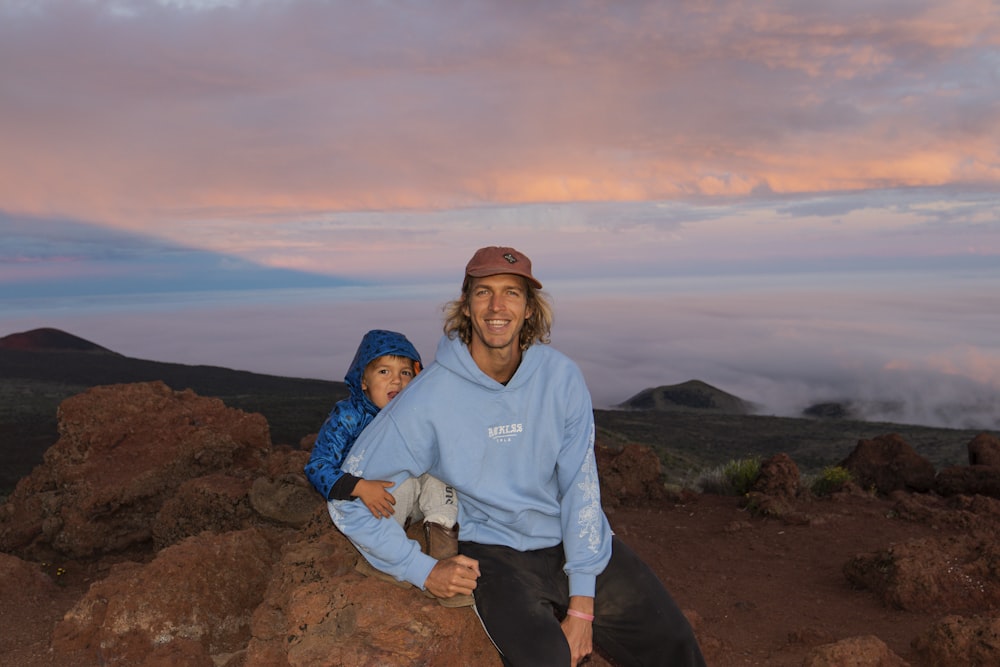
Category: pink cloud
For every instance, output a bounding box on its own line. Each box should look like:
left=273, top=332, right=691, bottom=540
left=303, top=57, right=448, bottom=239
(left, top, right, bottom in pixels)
left=0, top=0, right=996, bottom=237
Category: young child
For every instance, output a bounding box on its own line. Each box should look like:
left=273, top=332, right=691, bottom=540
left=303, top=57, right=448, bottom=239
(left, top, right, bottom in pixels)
left=304, top=329, right=469, bottom=607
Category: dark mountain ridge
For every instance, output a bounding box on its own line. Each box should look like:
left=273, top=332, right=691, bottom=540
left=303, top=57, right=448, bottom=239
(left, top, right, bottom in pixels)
left=1, top=328, right=989, bottom=493
left=617, top=379, right=758, bottom=414
left=0, top=328, right=115, bottom=353
left=0, top=328, right=348, bottom=492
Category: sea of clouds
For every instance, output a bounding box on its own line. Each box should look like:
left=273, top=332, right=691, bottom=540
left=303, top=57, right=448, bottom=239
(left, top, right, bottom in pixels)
left=4, top=270, right=998, bottom=431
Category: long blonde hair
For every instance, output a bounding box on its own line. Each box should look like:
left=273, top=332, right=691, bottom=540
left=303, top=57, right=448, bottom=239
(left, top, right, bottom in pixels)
left=443, top=276, right=553, bottom=350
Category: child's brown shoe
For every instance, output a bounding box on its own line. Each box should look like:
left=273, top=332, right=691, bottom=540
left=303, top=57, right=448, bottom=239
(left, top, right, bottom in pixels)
left=423, top=521, right=475, bottom=608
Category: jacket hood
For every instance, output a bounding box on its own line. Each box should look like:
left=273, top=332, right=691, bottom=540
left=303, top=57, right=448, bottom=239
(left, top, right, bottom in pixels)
left=434, top=334, right=542, bottom=391
left=345, top=330, right=422, bottom=412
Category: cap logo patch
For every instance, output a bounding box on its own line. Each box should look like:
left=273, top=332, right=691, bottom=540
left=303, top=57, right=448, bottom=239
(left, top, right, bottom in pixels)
left=503, top=253, right=517, bottom=264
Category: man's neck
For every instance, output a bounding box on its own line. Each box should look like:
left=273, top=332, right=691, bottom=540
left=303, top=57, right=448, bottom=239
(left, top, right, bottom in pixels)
left=469, top=343, right=522, bottom=385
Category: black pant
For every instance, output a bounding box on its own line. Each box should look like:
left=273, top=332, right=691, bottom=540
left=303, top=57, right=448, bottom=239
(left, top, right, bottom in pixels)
left=461, top=536, right=706, bottom=667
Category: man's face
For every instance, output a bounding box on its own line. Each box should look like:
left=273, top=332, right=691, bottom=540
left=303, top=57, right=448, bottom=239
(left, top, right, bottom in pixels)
left=463, top=274, right=533, bottom=355
left=362, top=355, right=416, bottom=409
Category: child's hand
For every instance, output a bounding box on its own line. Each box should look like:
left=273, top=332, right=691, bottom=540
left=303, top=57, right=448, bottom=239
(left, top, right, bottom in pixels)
left=353, top=479, right=396, bottom=518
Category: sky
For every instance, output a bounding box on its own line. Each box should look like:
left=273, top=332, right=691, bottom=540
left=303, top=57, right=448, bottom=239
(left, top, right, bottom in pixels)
left=2, top=0, right=999, bottom=430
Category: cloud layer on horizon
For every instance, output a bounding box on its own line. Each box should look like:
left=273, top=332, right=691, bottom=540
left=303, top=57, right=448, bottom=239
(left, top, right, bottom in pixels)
left=4, top=271, right=999, bottom=432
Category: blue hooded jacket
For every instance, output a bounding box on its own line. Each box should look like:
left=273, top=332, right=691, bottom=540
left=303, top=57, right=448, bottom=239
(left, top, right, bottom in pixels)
left=304, top=329, right=421, bottom=500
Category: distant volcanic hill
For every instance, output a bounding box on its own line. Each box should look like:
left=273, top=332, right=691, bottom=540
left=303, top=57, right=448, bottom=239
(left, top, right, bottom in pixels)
left=617, top=379, right=756, bottom=415
left=0, top=327, right=116, bottom=354
left=0, top=327, right=350, bottom=492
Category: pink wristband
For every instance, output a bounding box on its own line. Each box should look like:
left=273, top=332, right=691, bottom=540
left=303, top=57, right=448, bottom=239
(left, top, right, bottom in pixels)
left=566, top=609, right=595, bottom=622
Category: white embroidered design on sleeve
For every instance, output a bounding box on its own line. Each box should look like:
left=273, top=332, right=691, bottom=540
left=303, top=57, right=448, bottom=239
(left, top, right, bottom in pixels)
left=576, top=424, right=602, bottom=553
left=343, top=445, right=367, bottom=476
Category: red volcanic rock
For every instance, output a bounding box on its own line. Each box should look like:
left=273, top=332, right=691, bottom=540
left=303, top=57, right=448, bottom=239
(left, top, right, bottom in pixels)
left=152, top=473, right=257, bottom=549
left=594, top=440, right=665, bottom=508
left=839, top=433, right=937, bottom=494
left=249, top=447, right=319, bottom=528
left=10, top=380, right=1000, bottom=666
left=750, top=453, right=801, bottom=498
left=935, top=464, right=1000, bottom=499
left=52, top=527, right=280, bottom=666
left=969, top=432, right=1000, bottom=468
left=802, top=635, right=908, bottom=667
left=244, top=517, right=511, bottom=667
left=0, top=381, right=272, bottom=559
left=890, top=490, right=1000, bottom=530
left=912, top=614, right=1000, bottom=667
left=844, top=533, right=1000, bottom=613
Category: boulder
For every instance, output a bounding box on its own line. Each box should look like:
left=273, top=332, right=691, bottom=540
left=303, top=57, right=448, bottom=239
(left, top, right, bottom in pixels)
left=595, top=441, right=665, bottom=507
left=244, top=518, right=508, bottom=667
left=802, top=634, right=909, bottom=667
left=936, top=465, right=1000, bottom=499
left=0, top=381, right=272, bottom=559
left=911, top=614, right=1000, bottom=667
left=968, top=432, right=1000, bottom=467
left=52, top=527, right=281, bottom=665
left=843, top=534, right=1000, bottom=613
left=839, top=433, right=936, bottom=495
left=750, top=453, right=800, bottom=498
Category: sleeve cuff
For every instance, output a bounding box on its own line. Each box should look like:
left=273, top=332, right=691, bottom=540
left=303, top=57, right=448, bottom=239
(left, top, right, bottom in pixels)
left=403, top=551, right=439, bottom=590
left=329, top=474, right=361, bottom=500
left=568, top=573, right=597, bottom=598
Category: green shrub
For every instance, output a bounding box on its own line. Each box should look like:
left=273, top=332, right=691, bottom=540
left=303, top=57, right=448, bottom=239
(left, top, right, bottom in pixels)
left=696, top=456, right=761, bottom=495
left=725, top=457, right=762, bottom=495
left=810, top=465, right=852, bottom=497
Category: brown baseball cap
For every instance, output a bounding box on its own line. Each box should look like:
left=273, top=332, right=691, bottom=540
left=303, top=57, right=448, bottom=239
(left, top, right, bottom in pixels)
left=464, top=246, right=542, bottom=289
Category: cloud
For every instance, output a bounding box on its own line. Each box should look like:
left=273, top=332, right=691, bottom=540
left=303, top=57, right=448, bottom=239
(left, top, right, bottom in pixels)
left=0, top=213, right=358, bottom=295
left=0, top=0, right=997, bottom=236
left=6, top=266, right=999, bottom=430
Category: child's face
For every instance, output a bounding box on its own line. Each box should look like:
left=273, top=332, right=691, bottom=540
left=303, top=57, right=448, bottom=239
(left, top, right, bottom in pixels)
left=361, top=355, right=416, bottom=409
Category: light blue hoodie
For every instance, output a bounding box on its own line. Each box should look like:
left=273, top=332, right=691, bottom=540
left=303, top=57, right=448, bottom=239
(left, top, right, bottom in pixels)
left=329, top=334, right=613, bottom=597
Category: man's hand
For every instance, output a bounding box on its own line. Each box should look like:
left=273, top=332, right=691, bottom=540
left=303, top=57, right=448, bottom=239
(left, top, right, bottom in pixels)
left=561, top=596, right=594, bottom=666
left=423, top=555, right=480, bottom=599
left=352, top=479, right=396, bottom=518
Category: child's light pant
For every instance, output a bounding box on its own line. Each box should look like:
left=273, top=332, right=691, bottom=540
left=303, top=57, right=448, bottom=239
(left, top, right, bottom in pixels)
left=391, top=473, right=457, bottom=529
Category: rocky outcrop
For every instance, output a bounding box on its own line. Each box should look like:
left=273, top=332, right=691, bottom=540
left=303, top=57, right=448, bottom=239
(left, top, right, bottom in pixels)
left=594, top=440, right=665, bottom=507
left=743, top=453, right=806, bottom=520
left=934, top=432, right=1000, bottom=499
left=911, top=614, right=1000, bottom=667
left=0, top=382, right=626, bottom=666
left=52, top=528, right=282, bottom=665
left=3, top=381, right=1000, bottom=666
left=802, top=635, right=909, bottom=667
left=750, top=453, right=800, bottom=498
left=968, top=432, right=1000, bottom=467
left=0, top=381, right=271, bottom=559
left=839, top=433, right=937, bottom=494
left=244, top=517, right=506, bottom=667
left=935, top=465, right=1000, bottom=499
left=843, top=533, right=1000, bottom=613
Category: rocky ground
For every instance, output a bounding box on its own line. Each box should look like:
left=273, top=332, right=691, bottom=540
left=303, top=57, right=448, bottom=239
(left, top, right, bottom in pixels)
left=2, top=381, right=999, bottom=666
left=2, top=493, right=989, bottom=667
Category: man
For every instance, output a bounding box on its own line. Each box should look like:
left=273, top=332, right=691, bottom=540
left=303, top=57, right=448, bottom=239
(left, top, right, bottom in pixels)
left=330, top=246, right=705, bottom=667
